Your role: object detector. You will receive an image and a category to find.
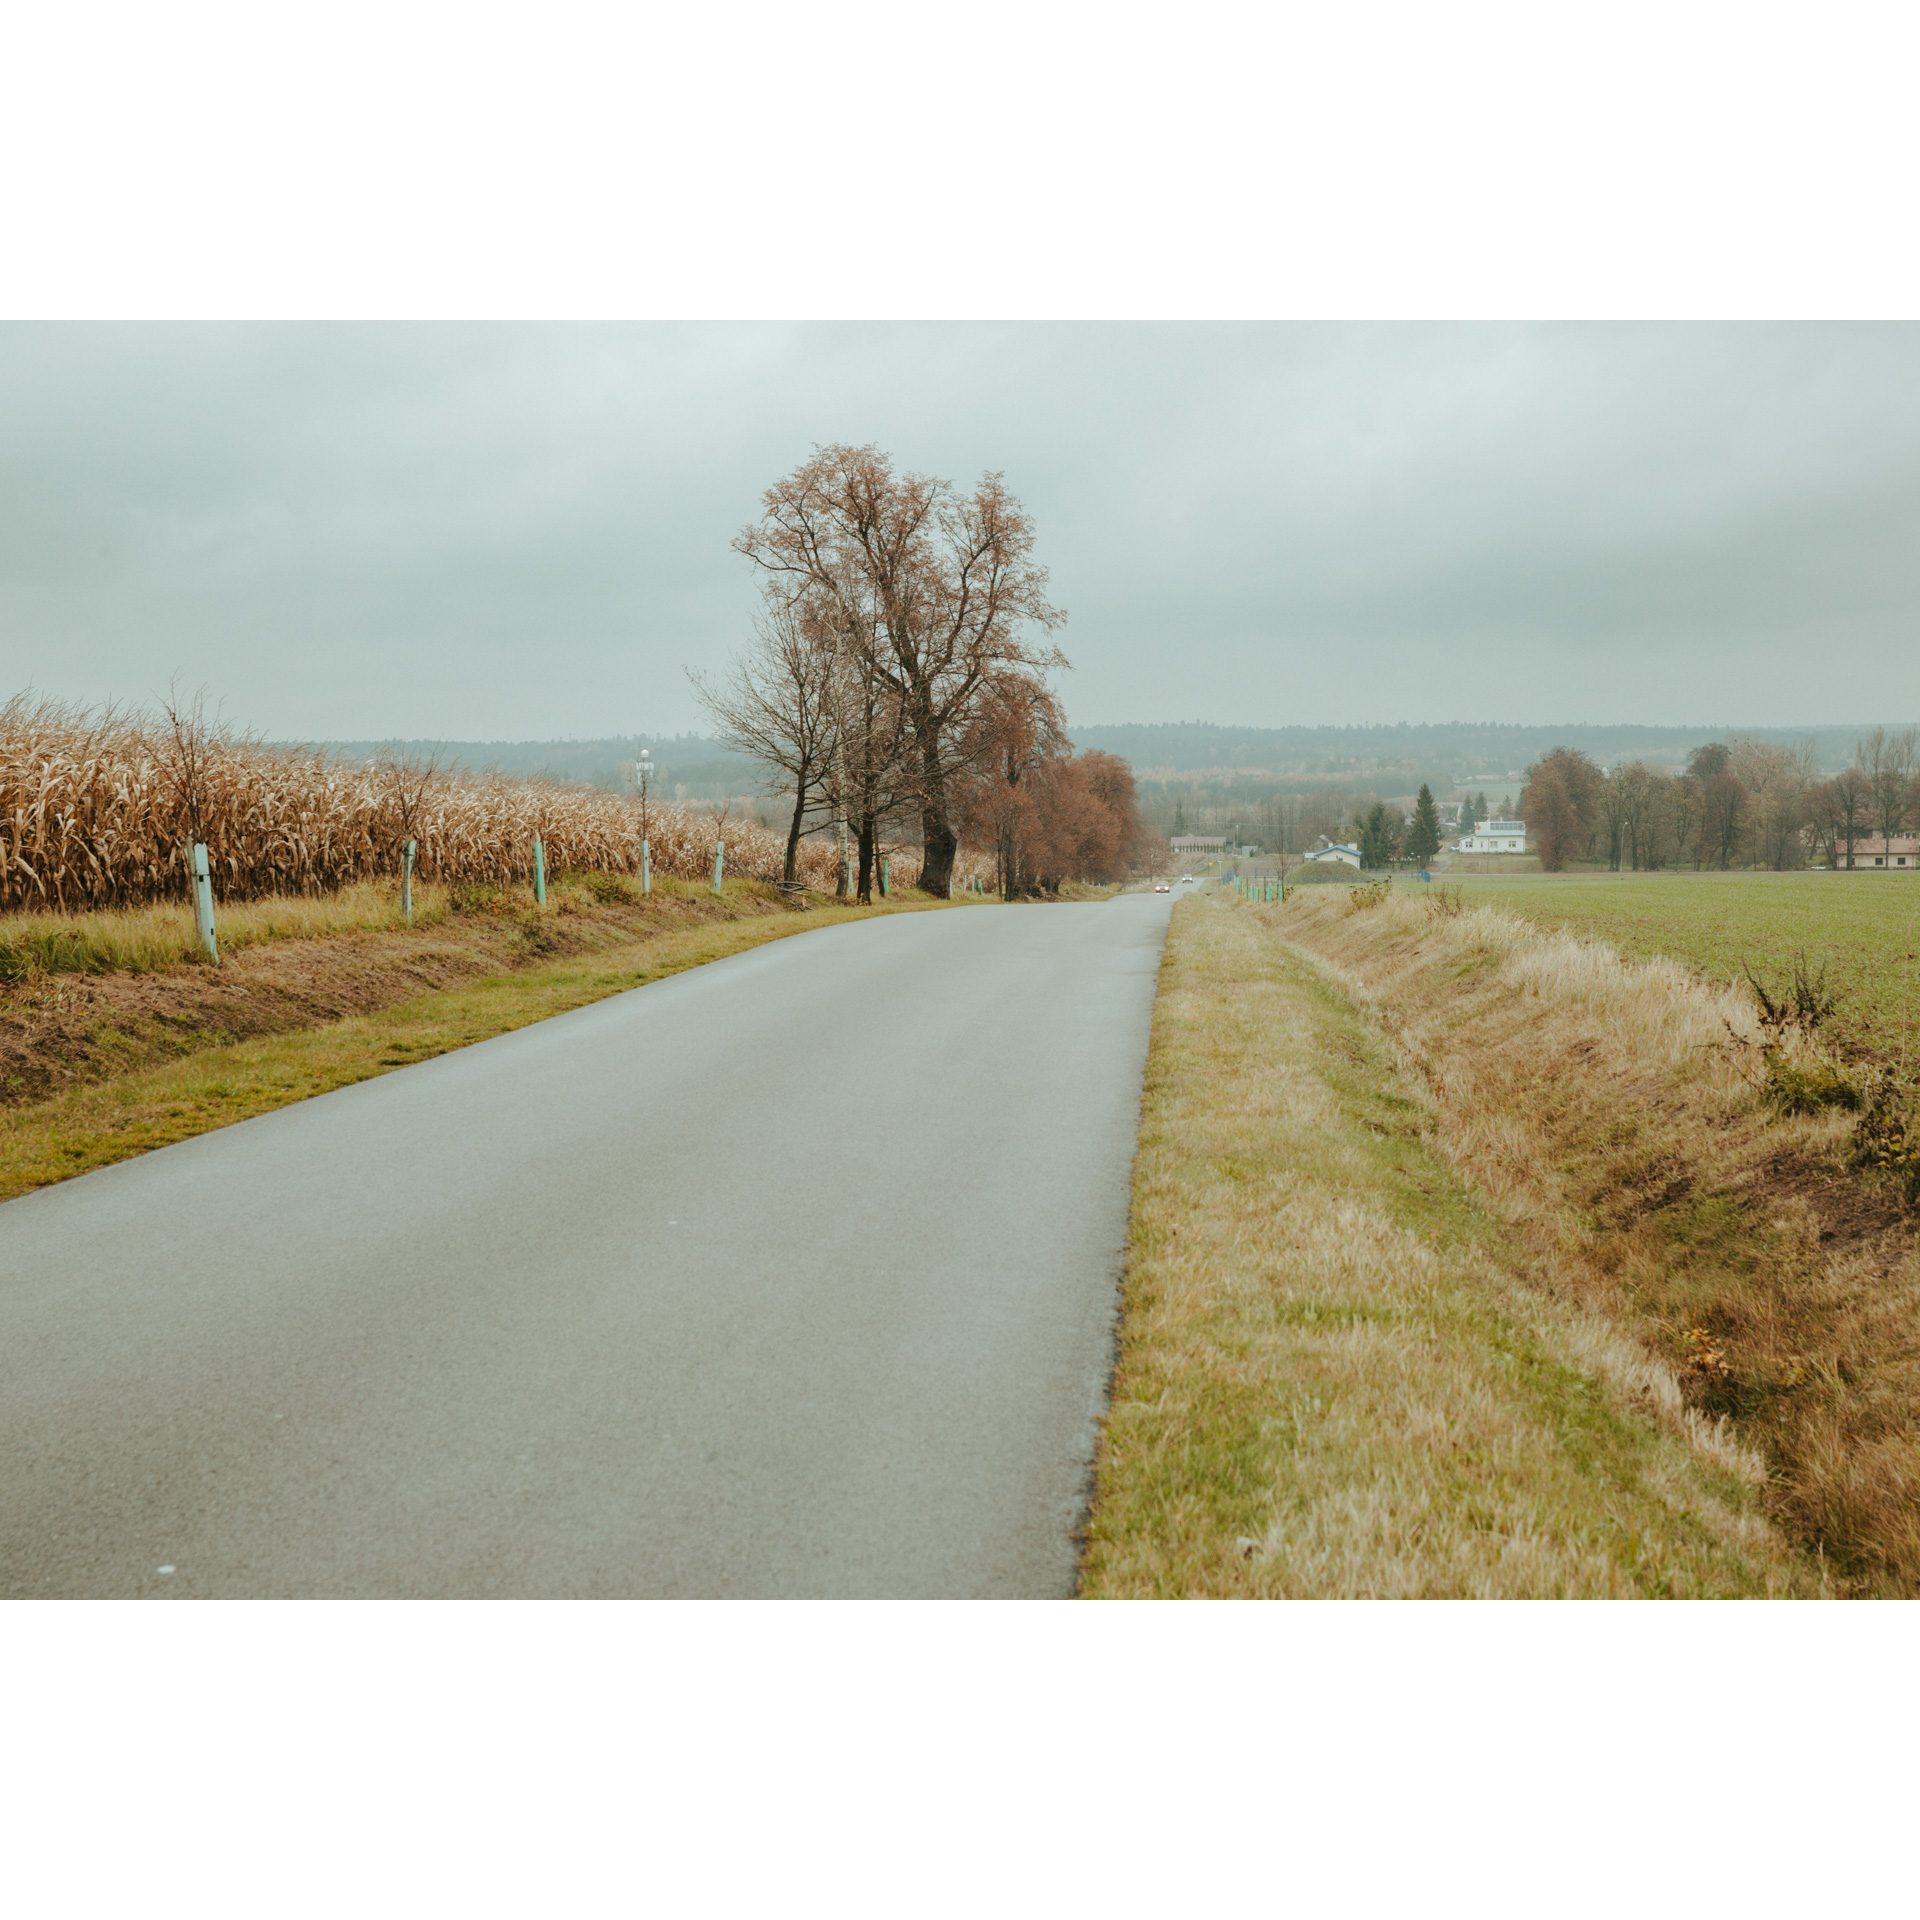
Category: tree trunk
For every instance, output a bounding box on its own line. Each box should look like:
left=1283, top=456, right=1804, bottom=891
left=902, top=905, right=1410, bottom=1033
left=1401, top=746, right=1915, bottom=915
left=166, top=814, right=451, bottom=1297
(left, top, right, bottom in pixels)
left=913, top=701, right=956, bottom=896
left=785, top=779, right=806, bottom=885
left=857, top=814, right=876, bottom=904
left=919, top=806, right=956, bottom=897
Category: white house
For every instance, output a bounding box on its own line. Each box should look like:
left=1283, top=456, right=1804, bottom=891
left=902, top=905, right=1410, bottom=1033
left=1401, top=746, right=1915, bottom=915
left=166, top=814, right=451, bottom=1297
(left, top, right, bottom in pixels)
left=1302, top=842, right=1362, bottom=868
left=1838, top=836, right=1918, bottom=871
left=1457, top=819, right=1527, bottom=854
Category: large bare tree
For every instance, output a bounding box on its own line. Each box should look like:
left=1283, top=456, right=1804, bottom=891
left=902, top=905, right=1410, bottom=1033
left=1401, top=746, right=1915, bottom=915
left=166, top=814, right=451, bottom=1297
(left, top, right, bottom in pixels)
left=734, top=445, right=1066, bottom=896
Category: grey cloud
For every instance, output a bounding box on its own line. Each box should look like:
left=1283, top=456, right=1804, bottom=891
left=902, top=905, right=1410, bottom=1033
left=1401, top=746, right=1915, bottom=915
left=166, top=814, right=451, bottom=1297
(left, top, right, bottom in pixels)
left=2, top=322, right=1915, bottom=738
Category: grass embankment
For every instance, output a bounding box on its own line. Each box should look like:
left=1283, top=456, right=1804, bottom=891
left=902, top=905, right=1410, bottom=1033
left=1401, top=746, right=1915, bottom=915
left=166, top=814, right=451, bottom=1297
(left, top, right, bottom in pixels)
left=1446, top=870, right=1920, bottom=1067
left=0, top=877, right=967, bottom=1203
left=0, top=881, right=451, bottom=981
left=1081, top=891, right=1809, bottom=1598
left=1259, top=884, right=1920, bottom=1594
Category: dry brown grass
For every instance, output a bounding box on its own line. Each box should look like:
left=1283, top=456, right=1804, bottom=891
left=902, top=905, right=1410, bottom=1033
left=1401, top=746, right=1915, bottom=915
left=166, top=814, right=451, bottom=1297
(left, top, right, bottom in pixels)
left=0, top=694, right=986, bottom=911
left=1268, top=885, right=1920, bottom=1595
left=1080, top=894, right=1807, bottom=1598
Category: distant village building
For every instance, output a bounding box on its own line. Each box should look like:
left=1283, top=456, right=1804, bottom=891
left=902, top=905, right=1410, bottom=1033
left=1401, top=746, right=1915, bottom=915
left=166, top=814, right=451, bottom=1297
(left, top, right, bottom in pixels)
left=1302, top=842, right=1362, bottom=868
left=1839, top=837, right=1918, bottom=870
left=1171, top=835, right=1228, bottom=863
left=1457, top=819, right=1527, bottom=854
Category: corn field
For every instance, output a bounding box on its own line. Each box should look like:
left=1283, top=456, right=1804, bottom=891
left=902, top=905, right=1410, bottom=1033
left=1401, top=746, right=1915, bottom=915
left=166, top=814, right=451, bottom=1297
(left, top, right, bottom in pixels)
left=1, top=696, right=983, bottom=911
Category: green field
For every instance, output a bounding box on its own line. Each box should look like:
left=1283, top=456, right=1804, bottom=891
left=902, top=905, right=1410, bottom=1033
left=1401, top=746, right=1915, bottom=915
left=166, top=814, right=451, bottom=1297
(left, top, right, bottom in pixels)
left=1447, top=870, right=1920, bottom=1066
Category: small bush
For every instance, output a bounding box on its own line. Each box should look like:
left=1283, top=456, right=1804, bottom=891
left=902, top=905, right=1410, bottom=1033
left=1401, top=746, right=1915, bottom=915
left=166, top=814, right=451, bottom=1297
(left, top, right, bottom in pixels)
left=1853, top=1072, right=1920, bottom=1210
left=1424, top=884, right=1465, bottom=921
left=449, top=880, right=509, bottom=915
left=583, top=872, right=636, bottom=905
left=1348, top=878, right=1391, bottom=912
left=1762, top=1048, right=1862, bottom=1117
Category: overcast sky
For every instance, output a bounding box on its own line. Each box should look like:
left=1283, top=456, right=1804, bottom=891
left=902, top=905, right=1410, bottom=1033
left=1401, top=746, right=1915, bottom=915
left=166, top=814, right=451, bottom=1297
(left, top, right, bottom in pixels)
left=3, top=322, right=1915, bottom=741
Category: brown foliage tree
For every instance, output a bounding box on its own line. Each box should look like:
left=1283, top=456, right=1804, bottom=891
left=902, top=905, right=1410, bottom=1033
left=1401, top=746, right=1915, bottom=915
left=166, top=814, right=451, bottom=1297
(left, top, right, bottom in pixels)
left=955, top=671, right=1068, bottom=898
left=1520, top=748, right=1602, bottom=871
left=1028, top=750, right=1139, bottom=887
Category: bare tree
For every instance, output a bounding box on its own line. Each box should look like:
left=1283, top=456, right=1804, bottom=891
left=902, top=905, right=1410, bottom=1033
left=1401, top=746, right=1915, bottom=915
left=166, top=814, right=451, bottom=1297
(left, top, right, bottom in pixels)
left=160, top=680, right=218, bottom=859
left=383, top=745, right=445, bottom=845
left=734, top=445, right=1067, bottom=897
left=690, top=595, right=839, bottom=885
left=1598, top=765, right=1631, bottom=870
left=1700, top=772, right=1747, bottom=869
left=1816, top=767, right=1874, bottom=867
left=1663, top=765, right=1699, bottom=868
left=379, top=742, right=445, bottom=919
left=1857, top=726, right=1920, bottom=844
left=1730, top=736, right=1817, bottom=869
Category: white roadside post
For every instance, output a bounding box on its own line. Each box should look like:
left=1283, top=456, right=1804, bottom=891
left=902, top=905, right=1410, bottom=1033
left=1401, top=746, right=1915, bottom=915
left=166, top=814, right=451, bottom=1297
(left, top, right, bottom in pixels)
left=402, top=838, right=416, bottom=926
left=713, top=839, right=725, bottom=893
left=190, top=841, right=219, bottom=964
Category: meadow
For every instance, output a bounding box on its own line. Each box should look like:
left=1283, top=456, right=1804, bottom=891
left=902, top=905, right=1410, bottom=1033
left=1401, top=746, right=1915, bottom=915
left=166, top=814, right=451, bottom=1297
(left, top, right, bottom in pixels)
left=1447, top=869, right=1920, bottom=1067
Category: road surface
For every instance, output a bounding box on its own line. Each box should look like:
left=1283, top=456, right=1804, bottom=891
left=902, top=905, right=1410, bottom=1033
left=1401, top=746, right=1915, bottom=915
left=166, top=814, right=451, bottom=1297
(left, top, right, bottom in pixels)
left=0, top=892, right=1176, bottom=1597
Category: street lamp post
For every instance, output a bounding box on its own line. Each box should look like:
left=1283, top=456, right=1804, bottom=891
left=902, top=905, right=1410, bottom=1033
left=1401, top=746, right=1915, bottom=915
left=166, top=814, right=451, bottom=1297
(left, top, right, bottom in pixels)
left=637, top=748, right=652, bottom=895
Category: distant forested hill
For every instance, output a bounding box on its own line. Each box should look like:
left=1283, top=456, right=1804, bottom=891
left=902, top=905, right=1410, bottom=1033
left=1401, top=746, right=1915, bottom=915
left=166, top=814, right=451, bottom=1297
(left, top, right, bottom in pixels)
left=1065, top=721, right=1890, bottom=779
left=296, top=719, right=1909, bottom=817
left=309, top=734, right=761, bottom=799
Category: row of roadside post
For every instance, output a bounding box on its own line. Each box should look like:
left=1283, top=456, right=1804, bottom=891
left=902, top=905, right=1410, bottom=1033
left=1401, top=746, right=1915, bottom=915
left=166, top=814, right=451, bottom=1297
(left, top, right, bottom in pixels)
left=180, top=824, right=726, bottom=969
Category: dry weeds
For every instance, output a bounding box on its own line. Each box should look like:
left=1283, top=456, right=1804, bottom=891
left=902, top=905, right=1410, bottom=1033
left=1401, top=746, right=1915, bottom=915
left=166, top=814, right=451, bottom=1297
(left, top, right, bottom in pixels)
left=1080, top=895, right=1807, bottom=1598
left=1269, top=885, right=1920, bottom=1595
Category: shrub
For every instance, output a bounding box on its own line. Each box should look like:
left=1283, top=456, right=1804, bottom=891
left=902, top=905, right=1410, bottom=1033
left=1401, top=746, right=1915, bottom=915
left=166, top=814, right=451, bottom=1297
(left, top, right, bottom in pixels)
left=1853, top=1073, right=1920, bottom=1210
left=1762, top=1050, right=1863, bottom=1117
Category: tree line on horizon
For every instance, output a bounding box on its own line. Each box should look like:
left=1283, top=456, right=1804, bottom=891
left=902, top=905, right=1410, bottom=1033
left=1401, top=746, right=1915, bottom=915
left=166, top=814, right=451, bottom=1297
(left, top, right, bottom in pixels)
left=1521, top=728, right=1920, bottom=871
left=696, top=444, right=1154, bottom=901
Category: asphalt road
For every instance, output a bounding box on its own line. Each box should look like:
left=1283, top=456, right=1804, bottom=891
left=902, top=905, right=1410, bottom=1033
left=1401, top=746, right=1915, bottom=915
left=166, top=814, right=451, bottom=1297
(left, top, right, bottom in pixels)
left=0, top=891, right=1177, bottom=1597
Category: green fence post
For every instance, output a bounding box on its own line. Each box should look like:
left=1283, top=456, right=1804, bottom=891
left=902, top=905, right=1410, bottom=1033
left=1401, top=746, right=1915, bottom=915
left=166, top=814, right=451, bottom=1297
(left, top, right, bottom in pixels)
left=881, top=856, right=889, bottom=897
left=713, top=840, right=725, bottom=893
left=533, top=836, right=546, bottom=905
left=190, top=840, right=219, bottom=964
left=402, top=838, right=416, bottom=925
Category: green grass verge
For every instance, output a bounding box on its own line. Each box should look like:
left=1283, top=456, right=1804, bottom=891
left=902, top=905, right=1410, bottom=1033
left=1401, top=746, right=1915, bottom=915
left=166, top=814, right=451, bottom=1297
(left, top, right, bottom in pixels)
left=0, top=892, right=962, bottom=1203
left=1079, top=892, right=1813, bottom=1598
